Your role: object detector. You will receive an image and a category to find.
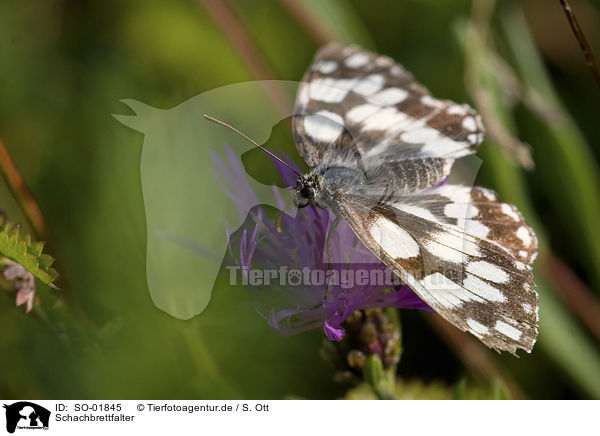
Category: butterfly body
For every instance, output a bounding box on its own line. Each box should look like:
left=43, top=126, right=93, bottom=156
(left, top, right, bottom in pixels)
left=291, top=43, right=539, bottom=355
left=295, top=165, right=366, bottom=209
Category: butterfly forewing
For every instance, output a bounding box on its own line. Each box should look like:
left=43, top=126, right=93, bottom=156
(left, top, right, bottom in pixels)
left=293, top=43, right=484, bottom=169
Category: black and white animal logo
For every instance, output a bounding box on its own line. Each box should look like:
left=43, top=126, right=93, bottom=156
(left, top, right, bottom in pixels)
left=3, top=402, right=50, bottom=433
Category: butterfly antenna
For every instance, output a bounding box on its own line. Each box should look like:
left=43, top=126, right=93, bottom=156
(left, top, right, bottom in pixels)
left=203, top=114, right=303, bottom=178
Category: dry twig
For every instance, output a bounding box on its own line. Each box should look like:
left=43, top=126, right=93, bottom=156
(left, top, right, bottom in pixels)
left=559, top=0, right=600, bottom=88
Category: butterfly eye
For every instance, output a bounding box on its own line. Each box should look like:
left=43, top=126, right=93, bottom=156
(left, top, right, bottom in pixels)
left=300, top=186, right=315, bottom=199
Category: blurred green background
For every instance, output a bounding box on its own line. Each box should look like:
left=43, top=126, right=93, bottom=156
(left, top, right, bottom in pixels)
left=1, top=0, right=599, bottom=399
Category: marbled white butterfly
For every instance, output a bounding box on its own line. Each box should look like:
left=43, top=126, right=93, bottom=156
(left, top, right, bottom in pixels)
left=291, top=43, right=538, bottom=355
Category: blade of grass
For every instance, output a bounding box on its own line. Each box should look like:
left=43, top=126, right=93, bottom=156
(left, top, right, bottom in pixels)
left=537, top=276, right=600, bottom=398
left=277, top=0, right=337, bottom=45
left=543, top=252, right=600, bottom=341
left=198, top=0, right=291, bottom=115
left=457, top=13, right=600, bottom=398
left=424, top=313, right=526, bottom=399
left=0, top=139, right=50, bottom=242
left=501, top=6, right=600, bottom=291
left=283, top=0, right=374, bottom=48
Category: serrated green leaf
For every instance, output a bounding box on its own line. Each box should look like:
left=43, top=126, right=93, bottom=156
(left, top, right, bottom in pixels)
left=28, top=241, right=45, bottom=257
left=38, top=254, right=54, bottom=270
left=0, top=216, right=59, bottom=285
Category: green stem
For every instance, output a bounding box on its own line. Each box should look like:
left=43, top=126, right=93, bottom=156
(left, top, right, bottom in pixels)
left=0, top=139, right=50, bottom=242
left=0, top=138, right=85, bottom=319
left=364, top=354, right=395, bottom=400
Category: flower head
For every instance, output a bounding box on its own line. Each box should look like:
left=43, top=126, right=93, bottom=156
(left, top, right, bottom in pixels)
left=214, top=144, right=431, bottom=341
left=2, top=258, right=36, bottom=313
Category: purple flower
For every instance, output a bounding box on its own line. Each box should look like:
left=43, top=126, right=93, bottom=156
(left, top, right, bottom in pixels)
left=2, top=259, right=36, bottom=313
left=214, top=144, right=431, bottom=341
left=324, top=321, right=345, bottom=341
left=227, top=223, right=262, bottom=271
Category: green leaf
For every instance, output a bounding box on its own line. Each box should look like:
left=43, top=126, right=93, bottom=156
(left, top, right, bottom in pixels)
left=0, top=216, right=59, bottom=285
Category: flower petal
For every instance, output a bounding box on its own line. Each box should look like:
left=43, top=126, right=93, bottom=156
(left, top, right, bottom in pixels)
left=324, top=321, right=345, bottom=341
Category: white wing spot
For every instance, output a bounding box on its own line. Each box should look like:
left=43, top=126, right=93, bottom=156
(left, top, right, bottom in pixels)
left=494, top=320, right=522, bottom=341
left=457, top=219, right=490, bottom=239
left=345, top=52, right=369, bottom=68
left=462, top=116, right=478, bottom=132
left=421, top=137, right=469, bottom=158
left=501, top=203, right=520, bottom=221
left=401, top=128, right=439, bottom=144
left=447, top=105, right=468, bottom=116
left=467, top=318, right=490, bottom=337
left=369, top=217, right=420, bottom=259
left=515, top=260, right=527, bottom=271
left=423, top=273, right=483, bottom=308
left=371, top=87, right=408, bottom=105
left=424, top=231, right=480, bottom=263
left=297, top=84, right=310, bottom=105
left=444, top=202, right=478, bottom=219
left=439, top=185, right=470, bottom=203
left=353, top=74, right=384, bottom=96
left=390, top=65, right=406, bottom=77
left=393, top=204, right=441, bottom=223
left=317, top=60, right=338, bottom=74
left=346, top=104, right=381, bottom=124
left=478, top=188, right=496, bottom=201
left=463, top=274, right=507, bottom=302
left=303, top=111, right=345, bottom=142
left=420, top=95, right=444, bottom=108
left=466, top=261, right=509, bottom=284
left=362, top=107, right=408, bottom=131
left=516, top=226, right=533, bottom=247
left=519, top=250, right=529, bottom=259
left=309, top=78, right=356, bottom=103
left=522, top=303, right=533, bottom=314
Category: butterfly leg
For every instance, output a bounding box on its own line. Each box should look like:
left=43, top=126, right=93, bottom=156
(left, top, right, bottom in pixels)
left=326, top=215, right=341, bottom=266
